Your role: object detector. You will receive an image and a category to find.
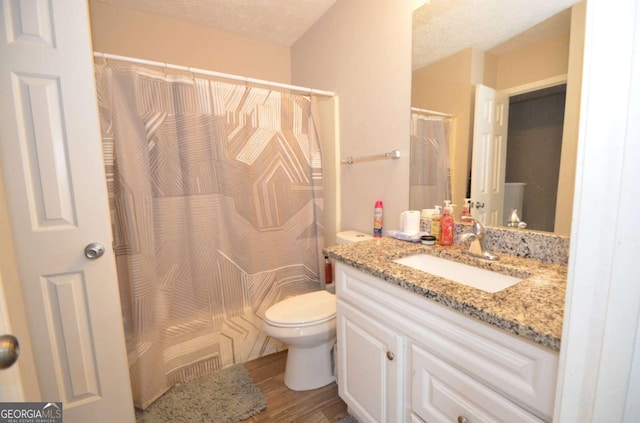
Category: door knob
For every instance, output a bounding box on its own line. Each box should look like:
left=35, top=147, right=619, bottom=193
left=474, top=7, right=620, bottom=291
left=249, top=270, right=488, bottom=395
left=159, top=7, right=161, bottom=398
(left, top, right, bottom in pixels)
left=0, top=334, right=19, bottom=369
left=84, top=242, right=105, bottom=259
left=474, top=202, right=485, bottom=209
left=386, top=351, right=394, bottom=361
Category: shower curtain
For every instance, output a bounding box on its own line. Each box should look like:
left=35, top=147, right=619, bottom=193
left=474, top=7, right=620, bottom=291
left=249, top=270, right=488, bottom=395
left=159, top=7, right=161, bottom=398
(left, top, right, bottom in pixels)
left=409, top=113, right=452, bottom=210
left=95, top=64, right=324, bottom=409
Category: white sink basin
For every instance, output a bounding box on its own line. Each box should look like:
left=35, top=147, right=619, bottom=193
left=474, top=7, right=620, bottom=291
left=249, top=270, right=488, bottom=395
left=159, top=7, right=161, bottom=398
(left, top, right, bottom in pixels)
left=393, top=254, right=522, bottom=293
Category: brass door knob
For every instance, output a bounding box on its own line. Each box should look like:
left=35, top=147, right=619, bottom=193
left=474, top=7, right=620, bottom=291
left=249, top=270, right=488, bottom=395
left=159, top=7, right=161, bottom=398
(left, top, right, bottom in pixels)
left=0, top=334, right=19, bottom=369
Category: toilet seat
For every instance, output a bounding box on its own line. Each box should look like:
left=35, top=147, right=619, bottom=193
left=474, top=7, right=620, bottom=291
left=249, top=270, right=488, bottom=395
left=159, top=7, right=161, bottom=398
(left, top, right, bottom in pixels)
left=265, top=290, right=336, bottom=328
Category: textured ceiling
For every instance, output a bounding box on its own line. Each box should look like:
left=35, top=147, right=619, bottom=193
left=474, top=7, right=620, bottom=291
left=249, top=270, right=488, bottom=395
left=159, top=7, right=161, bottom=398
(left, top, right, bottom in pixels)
left=94, top=0, right=339, bottom=47
left=97, top=0, right=580, bottom=69
left=413, top=0, right=581, bottom=70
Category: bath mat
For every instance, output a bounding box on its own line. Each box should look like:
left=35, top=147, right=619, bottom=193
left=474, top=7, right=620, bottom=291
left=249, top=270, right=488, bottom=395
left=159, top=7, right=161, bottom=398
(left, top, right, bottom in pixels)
left=335, top=415, right=359, bottom=423
left=135, top=364, right=266, bottom=423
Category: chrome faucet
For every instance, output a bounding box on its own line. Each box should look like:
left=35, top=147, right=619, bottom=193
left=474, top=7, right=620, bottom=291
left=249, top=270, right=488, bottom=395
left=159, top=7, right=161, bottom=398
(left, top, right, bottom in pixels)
left=459, top=216, right=499, bottom=261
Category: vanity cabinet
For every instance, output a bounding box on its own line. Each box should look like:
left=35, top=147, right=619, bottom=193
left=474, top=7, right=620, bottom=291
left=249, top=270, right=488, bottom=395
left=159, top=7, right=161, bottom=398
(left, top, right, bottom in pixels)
left=335, top=262, right=559, bottom=423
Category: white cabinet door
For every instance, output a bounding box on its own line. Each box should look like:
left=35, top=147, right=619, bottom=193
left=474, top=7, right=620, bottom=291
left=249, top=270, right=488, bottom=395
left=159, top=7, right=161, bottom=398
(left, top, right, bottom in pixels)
left=337, top=299, right=403, bottom=423
left=0, top=1, right=134, bottom=421
left=411, top=342, right=544, bottom=423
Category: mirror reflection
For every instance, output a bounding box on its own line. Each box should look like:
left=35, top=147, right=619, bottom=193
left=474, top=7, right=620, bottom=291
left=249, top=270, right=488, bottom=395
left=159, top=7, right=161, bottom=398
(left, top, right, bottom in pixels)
left=411, top=1, right=584, bottom=235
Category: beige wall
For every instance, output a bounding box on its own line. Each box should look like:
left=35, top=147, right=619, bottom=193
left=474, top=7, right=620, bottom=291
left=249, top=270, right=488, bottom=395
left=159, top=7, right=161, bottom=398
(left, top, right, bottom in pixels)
left=291, top=0, right=412, bottom=236
left=495, top=33, right=570, bottom=90
left=88, top=0, right=291, bottom=83
left=555, top=1, right=586, bottom=235
left=411, top=49, right=475, bottom=212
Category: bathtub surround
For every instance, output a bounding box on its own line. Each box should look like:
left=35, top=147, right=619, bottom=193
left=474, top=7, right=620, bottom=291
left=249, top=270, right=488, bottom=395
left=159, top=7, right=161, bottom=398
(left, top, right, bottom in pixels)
left=96, top=64, right=325, bottom=408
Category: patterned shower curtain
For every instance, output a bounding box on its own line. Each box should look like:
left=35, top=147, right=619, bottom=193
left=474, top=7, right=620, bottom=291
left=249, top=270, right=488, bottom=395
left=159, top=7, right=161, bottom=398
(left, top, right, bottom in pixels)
left=95, top=64, right=324, bottom=409
left=409, top=113, right=452, bottom=210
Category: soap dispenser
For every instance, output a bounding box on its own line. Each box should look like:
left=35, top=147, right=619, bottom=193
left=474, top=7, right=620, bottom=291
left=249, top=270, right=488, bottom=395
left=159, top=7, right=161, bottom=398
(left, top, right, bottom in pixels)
left=440, top=201, right=455, bottom=246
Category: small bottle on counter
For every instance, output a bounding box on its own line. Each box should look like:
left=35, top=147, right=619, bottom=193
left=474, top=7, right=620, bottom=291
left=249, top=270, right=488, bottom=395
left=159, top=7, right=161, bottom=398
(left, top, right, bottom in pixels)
left=462, top=198, right=472, bottom=220
left=420, top=209, right=433, bottom=234
left=373, top=200, right=383, bottom=238
left=440, top=202, right=455, bottom=246
left=430, top=205, right=442, bottom=243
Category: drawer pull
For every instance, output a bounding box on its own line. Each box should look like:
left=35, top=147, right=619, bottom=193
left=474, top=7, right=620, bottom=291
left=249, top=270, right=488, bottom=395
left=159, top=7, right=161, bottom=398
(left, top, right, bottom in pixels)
left=457, top=417, right=468, bottom=423
left=386, top=351, right=394, bottom=361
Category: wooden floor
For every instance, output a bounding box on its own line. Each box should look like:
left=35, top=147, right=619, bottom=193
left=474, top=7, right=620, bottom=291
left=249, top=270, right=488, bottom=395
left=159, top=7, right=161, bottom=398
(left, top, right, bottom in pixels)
left=242, top=350, right=349, bottom=423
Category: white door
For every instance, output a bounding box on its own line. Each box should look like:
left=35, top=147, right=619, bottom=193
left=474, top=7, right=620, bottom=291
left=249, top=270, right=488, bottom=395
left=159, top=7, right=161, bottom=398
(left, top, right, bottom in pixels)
left=470, top=84, right=509, bottom=226
left=0, top=273, right=23, bottom=402
left=337, top=300, right=403, bottom=423
left=0, top=1, right=134, bottom=422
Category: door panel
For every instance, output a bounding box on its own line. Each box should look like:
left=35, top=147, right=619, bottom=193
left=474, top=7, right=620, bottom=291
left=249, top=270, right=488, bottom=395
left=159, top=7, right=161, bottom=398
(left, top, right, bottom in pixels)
left=0, top=1, right=134, bottom=421
left=471, top=84, right=509, bottom=226
left=337, top=299, right=402, bottom=423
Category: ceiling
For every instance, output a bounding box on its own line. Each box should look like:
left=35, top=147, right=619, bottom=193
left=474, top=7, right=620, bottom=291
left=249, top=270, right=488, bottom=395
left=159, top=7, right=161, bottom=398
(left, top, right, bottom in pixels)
left=413, top=0, right=582, bottom=70
left=97, top=0, right=581, bottom=69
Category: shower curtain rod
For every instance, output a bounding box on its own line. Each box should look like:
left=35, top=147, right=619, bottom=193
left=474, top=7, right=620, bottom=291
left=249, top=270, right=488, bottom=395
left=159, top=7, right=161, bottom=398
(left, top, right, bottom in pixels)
left=93, top=52, right=336, bottom=97
left=411, top=106, right=453, bottom=118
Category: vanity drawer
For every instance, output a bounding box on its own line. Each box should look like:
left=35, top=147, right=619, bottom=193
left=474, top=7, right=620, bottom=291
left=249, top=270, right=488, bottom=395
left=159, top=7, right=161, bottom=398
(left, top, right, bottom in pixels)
left=411, top=342, right=544, bottom=423
left=404, top=306, right=558, bottom=420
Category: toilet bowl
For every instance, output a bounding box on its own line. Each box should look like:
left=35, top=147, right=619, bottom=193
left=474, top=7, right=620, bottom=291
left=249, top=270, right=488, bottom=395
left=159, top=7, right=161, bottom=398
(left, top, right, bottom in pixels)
left=263, top=230, right=371, bottom=391
left=263, top=290, right=336, bottom=391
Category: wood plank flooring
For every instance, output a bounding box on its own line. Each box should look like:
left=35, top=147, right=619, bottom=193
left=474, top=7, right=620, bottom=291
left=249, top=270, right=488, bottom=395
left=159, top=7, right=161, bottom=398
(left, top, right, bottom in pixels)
left=242, top=350, right=349, bottom=423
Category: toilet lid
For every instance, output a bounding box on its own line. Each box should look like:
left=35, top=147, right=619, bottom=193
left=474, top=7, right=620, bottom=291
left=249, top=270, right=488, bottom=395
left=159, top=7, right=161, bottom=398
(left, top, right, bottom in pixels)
left=265, top=291, right=336, bottom=327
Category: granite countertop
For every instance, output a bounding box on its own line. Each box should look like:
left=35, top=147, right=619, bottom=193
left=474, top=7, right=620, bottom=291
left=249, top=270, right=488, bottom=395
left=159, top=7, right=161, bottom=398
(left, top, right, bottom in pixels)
left=324, top=237, right=567, bottom=351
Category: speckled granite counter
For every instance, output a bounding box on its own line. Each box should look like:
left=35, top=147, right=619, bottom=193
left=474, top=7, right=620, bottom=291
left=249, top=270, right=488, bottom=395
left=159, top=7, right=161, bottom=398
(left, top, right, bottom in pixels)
left=324, top=237, right=567, bottom=351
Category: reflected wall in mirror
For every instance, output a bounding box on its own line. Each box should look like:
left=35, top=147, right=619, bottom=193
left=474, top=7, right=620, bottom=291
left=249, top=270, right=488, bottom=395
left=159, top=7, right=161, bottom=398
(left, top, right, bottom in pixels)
left=411, top=0, right=585, bottom=235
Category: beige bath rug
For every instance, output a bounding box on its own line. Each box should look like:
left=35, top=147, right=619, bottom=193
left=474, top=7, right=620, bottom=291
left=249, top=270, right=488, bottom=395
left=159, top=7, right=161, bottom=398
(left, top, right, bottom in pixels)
left=135, top=364, right=266, bottom=423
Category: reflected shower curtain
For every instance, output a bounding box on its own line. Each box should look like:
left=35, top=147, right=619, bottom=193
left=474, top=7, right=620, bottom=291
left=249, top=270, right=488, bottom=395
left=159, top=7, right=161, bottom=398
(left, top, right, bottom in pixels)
left=409, top=114, right=452, bottom=210
left=95, top=64, right=324, bottom=409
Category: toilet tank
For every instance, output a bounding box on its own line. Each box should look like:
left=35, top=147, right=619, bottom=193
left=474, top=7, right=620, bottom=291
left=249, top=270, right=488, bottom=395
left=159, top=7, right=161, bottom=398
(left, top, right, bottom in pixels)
left=336, top=230, right=373, bottom=244
left=327, top=231, right=372, bottom=293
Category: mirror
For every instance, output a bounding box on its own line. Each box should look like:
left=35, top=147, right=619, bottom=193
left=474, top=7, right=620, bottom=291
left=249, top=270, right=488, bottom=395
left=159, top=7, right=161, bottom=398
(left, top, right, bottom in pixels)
left=411, top=0, right=583, bottom=235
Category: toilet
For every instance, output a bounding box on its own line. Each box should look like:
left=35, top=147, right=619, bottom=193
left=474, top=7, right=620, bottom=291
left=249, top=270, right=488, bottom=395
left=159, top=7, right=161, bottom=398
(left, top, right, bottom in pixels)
left=263, top=230, right=372, bottom=391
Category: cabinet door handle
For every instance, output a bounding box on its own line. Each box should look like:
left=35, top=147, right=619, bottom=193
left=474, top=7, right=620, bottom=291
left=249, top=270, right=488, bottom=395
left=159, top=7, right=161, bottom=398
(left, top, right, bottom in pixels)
left=386, top=351, right=394, bottom=361
left=457, top=416, right=468, bottom=423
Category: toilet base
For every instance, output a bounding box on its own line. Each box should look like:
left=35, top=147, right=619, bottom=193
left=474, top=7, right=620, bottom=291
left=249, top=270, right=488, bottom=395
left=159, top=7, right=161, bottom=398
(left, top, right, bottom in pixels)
left=284, top=338, right=336, bottom=391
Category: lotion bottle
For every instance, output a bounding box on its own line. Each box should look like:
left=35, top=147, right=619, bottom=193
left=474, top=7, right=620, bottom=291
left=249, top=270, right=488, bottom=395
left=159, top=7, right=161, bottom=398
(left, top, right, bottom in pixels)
left=430, top=206, right=442, bottom=243
left=440, top=202, right=455, bottom=246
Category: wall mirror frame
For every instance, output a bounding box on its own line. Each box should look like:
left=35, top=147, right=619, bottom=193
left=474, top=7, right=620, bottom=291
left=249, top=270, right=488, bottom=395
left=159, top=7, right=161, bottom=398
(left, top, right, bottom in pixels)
left=411, top=0, right=585, bottom=235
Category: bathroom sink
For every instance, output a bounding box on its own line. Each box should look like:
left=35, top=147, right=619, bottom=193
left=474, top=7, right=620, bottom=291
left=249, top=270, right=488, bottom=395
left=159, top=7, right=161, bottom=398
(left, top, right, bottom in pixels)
left=393, top=254, right=522, bottom=293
